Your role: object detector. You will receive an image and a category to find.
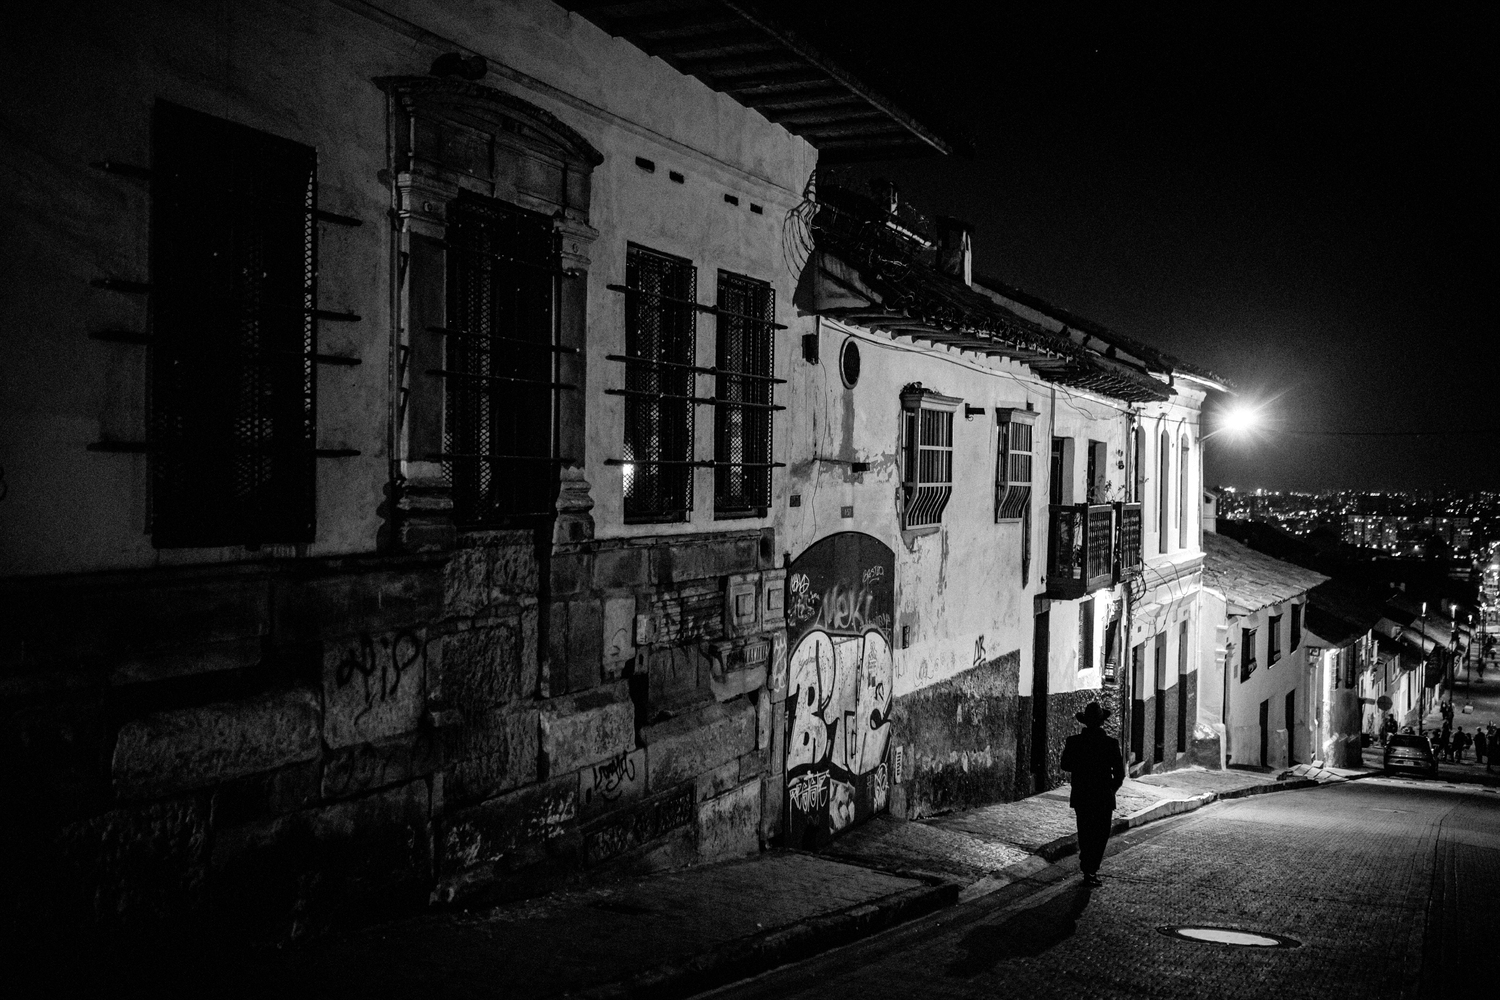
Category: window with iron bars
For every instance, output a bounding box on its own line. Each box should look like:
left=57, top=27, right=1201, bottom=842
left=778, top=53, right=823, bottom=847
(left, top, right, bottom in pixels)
left=622, top=245, right=696, bottom=522
left=149, top=101, right=317, bottom=548
left=442, top=192, right=562, bottom=526
left=900, top=387, right=957, bottom=529
left=714, top=272, right=774, bottom=518
left=996, top=408, right=1037, bottom=583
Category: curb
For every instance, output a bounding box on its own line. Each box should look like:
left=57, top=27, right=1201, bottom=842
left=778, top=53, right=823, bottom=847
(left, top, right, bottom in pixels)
left=1027, top=776, right=1323, bottom=861
left=565, top=880, right=959, bottom=1000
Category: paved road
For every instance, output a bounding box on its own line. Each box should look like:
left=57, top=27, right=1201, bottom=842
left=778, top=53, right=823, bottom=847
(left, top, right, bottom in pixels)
left=700, top=779, right=1500, bottom=1000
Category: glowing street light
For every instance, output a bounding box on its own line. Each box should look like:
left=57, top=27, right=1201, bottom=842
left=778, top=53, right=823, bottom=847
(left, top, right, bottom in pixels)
left=1220, top=405, right=1261, bottom=436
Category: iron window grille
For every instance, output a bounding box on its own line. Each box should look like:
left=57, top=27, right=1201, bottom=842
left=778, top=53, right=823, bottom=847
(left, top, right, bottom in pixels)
left=996, top=408, right=1037, bottom=582
left=441, top=192, right=564, bottom=526
left=149, top=101, right=317, bottom=548
left=622, top=245, right=696, bottom=522
left=900, top=386, right=958, bottom=529
left=995, top=408, right=1035, bottom=522
left=713, top=271, right=775, bottom=518
left=1268, top=614, right=1283, bottom=665
left=1241, top=626, right=1258, bottom=681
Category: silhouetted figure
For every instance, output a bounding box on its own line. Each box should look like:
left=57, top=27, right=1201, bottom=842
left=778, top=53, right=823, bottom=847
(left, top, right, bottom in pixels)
left=1060, top=701, right=1125, bottom=888
left=1453, top=727, right=1469, bottom=763
left=1474, top=728, right=1487, bottom=765
left=1382, top=714, right=1397, bottom=747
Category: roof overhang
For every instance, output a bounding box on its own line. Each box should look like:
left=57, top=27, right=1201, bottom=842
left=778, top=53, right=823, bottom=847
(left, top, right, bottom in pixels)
left=556, top=1, right=954, bottom=161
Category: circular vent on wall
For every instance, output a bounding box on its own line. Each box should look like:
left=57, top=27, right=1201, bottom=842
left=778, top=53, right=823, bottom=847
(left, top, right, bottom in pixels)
left=840, top=338, right=861, bottom=388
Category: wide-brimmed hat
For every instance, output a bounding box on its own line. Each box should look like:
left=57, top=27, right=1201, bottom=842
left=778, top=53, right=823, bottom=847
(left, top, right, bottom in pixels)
left=1075, top=702, right=1110, bottom=727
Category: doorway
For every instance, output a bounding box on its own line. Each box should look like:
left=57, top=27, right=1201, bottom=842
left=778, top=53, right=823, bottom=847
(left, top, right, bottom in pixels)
left=1285, top=689, right=1297, bottom=765
left=1153, top=635, right=1166, bottom=764
left=1030, top=607, right=1050, bottom=792
left=1130, top=643, right=1146, bottom=763
left=1259, top=699, right=1269, bottom=767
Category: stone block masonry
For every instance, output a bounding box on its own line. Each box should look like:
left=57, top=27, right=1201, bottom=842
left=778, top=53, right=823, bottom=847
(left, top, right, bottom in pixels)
left=112, top=691, right=322, bottom=798
left=4, top=518, right=788, bottom=945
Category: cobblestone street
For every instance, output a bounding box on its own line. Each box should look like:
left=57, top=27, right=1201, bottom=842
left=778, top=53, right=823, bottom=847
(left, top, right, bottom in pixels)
left=702, top=780, right=1499, bottom=999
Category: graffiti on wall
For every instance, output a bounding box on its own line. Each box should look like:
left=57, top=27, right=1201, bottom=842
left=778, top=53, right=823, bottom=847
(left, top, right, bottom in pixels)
left=784, top=532, right=896, bottom=848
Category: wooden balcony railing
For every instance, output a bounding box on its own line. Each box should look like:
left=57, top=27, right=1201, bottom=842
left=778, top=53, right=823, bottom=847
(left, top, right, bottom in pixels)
left=1117, top=502, right=1143, bottom=577
left=1046, top=503, right=1117, bottom=600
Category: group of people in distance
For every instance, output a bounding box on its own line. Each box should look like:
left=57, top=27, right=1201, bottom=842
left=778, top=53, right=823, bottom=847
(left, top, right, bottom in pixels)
left=1380, top=703, right=1497, bottom=771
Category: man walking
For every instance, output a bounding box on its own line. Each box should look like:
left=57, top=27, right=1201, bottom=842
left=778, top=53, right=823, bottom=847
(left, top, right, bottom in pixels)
left=1061, top=701, right=1126, bottom=888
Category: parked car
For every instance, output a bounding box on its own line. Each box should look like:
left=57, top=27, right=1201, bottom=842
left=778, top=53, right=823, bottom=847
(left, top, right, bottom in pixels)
left=1384, top=734, right=1439, bottom=778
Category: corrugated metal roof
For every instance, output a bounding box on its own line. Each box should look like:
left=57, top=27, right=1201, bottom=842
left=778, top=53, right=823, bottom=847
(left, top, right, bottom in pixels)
left=1202, top=532, right=1328, bottom=616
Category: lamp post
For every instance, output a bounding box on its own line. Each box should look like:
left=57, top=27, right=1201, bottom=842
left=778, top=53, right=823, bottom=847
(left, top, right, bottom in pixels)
left=1468, top=613, right=1474, bottom=695
left=1420, top=601, right=1428, bottom=727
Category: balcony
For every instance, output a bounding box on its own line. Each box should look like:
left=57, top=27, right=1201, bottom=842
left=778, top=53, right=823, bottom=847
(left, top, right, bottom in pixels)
left=1046, top=504, right=1116, bottom=600
left=1117, top=502, right=1143, bottom=577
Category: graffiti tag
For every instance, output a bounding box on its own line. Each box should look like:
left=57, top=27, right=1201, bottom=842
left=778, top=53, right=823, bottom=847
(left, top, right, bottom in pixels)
left=589, top=750, right=637, bottom=802
left=333, top=630, right=422, bottom=726
left=788, top=770, right=831, bottom=814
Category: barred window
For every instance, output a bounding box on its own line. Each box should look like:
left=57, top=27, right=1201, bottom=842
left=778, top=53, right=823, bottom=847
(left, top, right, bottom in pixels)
left=995, top=409, right=1034, bottom=521
left=442, top=192, right=561, bottom=525
left=149, top=101, right=317, bottom=548
left=623, top=245, right=696, bottom=522
left=900, top=387, right=957, bottom=529
left=1268, top=614, right=1283, bottom=664
left=713, top=272, right=774, bottom=518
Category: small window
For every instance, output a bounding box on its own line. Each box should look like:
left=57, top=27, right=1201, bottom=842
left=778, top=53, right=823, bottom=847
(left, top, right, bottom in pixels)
left=839, top=338, right=861, bottom=388
left=1049, top=437, right=1068, bottom=506
left=1079, top=598, right=1095, bottom=672
left=995, top=409, right=1035, bottom=522
left=1268, top=614, right=1283, bottom=665
left=996, top=408, right=1038, bottom=583
left=623, top=245, right=696, bottom=522
left=1086, top=439, right=1109, bottom=503
left=713, top=271, right=775, bottom=518
left=149, top=101, right=318, bottom=548
left=1290, top=604, right=1302, bottom=651
left=1241, top=626, right=1258, bottom=681
left=900, top=386, right=958, bottom=529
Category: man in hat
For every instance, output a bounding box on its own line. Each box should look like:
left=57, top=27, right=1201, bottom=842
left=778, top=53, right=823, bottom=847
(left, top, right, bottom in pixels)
left=1060, top=701, right=1126, bottom=887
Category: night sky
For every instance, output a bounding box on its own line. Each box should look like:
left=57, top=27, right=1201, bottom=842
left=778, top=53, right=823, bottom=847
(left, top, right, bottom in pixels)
left=787, top=4, right=1499, bottom=493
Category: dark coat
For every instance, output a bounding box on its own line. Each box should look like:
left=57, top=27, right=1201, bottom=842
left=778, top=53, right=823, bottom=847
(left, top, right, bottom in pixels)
left=1061, top=726, right=1126, bottom=811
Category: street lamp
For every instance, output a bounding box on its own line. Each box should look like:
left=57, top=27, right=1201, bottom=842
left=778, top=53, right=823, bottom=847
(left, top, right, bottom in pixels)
left=1468, top=613, right=1474, bottom=694
left=1420, top=601, right=1428, bottom=727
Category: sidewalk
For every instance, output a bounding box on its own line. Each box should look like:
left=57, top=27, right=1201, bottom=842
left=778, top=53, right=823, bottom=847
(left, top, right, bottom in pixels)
left=209, top=764, right=1336, bottom=1000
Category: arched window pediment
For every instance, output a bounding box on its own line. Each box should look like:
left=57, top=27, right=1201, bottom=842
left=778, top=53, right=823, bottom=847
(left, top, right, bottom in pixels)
left=376, top=76, right=602, bottom=169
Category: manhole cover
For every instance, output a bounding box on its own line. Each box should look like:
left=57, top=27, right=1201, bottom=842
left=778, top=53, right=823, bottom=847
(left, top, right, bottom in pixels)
left=1159, top=926, right=1301, bottom=948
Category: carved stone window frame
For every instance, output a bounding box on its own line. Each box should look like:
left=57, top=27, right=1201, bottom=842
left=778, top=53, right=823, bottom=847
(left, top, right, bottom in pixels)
left=378, top=77, right=602, bottom=545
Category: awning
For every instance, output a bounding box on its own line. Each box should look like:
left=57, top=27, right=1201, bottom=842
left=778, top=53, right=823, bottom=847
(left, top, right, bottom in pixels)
left=557, top=1, right=956, bottom=161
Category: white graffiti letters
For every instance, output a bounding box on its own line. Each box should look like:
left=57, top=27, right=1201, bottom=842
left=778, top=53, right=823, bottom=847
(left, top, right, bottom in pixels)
left=788, top=770, right=830, bottom=814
